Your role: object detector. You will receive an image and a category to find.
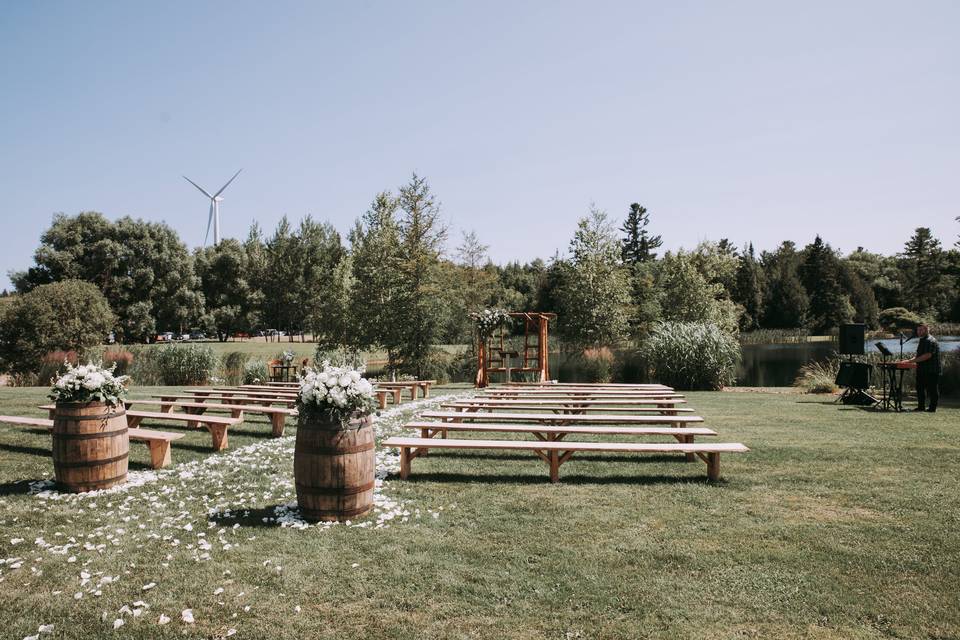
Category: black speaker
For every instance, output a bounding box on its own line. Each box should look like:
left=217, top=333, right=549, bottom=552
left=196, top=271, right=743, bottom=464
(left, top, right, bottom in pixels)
left=835, top=361, right=870, bottom=388
left=839, top=323, right=866, bottom=355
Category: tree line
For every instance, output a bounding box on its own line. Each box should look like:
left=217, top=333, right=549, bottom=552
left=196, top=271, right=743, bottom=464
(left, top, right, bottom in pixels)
left=6, top=173, right=960, bottom=376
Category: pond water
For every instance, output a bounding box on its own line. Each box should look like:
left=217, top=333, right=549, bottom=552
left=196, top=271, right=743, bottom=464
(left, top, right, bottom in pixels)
left=737, top=336, right=960, bottom=387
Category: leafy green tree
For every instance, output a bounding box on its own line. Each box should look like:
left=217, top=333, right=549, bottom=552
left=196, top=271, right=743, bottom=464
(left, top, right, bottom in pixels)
left=0, top=280, right=115, bottom=376
left=656, top=251, right=740, bottom=335
left=846, top=248, right=902, bottom=310
left=556, top=207, right=632, bottom=348
left=256, top=217, right=302, bottom=337
left=798, top=236, right=853, bottom=333
left=840, top=262, right=879, bottom=328
left=194, top=239, right=259, bottom=341
left=899, top=227, right=949, bottom=318
left=298, top=217, right=349, bottom=345
left=733, top=243, right=765, bottom=331
left=348, top=192, right=404, bottom=360
left=691, top=240, right=739, bottom=299
left=12, top=212, right=202, bottom=341
left=620, top=203, right=662, bottom=264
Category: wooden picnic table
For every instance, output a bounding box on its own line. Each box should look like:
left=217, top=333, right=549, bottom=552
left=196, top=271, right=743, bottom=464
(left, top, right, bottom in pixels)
left=375, top=380, right=436, bottom=400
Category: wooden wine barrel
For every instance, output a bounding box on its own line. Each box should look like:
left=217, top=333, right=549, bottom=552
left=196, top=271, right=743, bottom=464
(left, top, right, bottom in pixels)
left=51, top=402, right=129, bottom=493
left=294, top=413, right=375, bottom=522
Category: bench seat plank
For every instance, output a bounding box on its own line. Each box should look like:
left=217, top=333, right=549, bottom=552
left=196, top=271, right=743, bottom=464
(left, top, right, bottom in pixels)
left=125, top=399, right=293, bottom=437
left=442, top=403, right=694, bottom=414
left=420, top=411, right=703, bottom=425
left=405, top=421, right=716, bottom=437
left=382, top=436, right=749, bottom=482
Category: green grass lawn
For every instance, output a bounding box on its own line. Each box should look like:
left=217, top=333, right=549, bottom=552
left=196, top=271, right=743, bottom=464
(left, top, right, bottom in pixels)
left=0, top=387, right=957, bottom=639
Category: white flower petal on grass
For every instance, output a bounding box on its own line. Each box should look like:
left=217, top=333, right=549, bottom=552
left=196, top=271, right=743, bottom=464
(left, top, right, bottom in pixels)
left=157, top=614, right=170, bottom=625
left=227, top=630, right=237, bottom=637
left=38, top=624, right=54, bottom=633
left=213, top=587, right=224, bottom=595
left=112, top=619, right=124, bottom=630
left=22, top=635, right=39, bottom=640
left=142, top=582, right=156, bottom=591
left=181, top=609, right=194, bottom=624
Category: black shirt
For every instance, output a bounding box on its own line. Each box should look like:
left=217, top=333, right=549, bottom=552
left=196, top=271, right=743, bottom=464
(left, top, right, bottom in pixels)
left=916, top=336, right=941, bottom=375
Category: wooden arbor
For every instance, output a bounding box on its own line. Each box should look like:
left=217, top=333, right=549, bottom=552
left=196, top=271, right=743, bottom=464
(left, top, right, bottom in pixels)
left=476, top=312, right=556, bottom=387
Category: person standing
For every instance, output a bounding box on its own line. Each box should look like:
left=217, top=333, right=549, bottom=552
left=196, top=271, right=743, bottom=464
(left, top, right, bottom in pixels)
left=906, top=323, right=941, bottom=412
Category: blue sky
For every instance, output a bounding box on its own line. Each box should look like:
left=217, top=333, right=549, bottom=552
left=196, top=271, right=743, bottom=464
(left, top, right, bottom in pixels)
left=1, top=1, right=958, bottom=290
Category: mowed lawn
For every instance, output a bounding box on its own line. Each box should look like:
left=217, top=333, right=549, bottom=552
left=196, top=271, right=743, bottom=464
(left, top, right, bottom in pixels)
left=0, top=387, right=958, bottom=639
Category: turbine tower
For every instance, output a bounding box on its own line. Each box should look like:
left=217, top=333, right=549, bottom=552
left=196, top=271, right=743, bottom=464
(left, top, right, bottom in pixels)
left=182, top=169, right=243, bottom=246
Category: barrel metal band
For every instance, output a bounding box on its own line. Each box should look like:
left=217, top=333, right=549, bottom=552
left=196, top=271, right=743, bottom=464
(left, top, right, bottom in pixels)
left=297, top=442, right=374, bottom=455
left=296, top=480, right=375, bottom=496
left=53, top=428, right=129, bottom=441
left=53, top=453, right=129, bottom=468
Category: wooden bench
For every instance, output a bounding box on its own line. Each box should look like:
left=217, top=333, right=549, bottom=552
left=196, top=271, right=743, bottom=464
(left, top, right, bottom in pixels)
left=504, top=383, right=673, bottom=390
left=441, top=401, right=694, bottom=416
left=383, top=436, right=748, bottom=482
left=41, top=406, right=241, bottom=452
left=123, top=398, right=294, bottom=437
left=482, top=390, right=683, bottom=399
left=155, top=393, right=297, bottom=408
left=405, top=420, right=716, bottom=444
left=420, top=411, right=703, bottom=427
left=203, top=388, right=299, bottom=398
left=376, top=380, right=436, bottom=400
left=229, top=385, right=401, bottom=409
left=0, top=415, right=183, bottom=469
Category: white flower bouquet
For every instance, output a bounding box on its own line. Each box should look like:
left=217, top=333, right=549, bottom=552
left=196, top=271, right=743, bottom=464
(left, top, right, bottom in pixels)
left=471, top=308, right=512, bottom=337
left=297, top=363, right=377, bottom=428
left=49, top=361, right=130, bottom=406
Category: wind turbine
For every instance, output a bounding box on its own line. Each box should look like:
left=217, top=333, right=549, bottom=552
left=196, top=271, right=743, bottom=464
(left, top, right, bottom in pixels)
left=182, top=169, right=243, bottom=246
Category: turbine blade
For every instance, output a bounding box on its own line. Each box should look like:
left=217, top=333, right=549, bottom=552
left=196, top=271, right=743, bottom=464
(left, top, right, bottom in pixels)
left=183, top=175, right=214, bottom=199
left=204, top=204, right=214, bottom=246
left=212, top=168, right=242, bottom=198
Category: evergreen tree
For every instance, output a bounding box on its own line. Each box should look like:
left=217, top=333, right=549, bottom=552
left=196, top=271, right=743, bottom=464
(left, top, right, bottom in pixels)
left=899, top=227, right=948, bottom=318
left=798, top=236, right=854, bottom=333
left=620, top=203, right=662, bottom=264
left=840, top=262, right=879, bottom=328
left=194, top=239, right=259, bottom=341
left=733, top=243, right=765, bottom=331
left=760, top=242, right=809, bottom=328
left=393, top=174, right=448, bottom=377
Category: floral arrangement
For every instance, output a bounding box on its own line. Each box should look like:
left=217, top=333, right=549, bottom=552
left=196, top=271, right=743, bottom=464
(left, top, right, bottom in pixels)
left=471, top=308, right=512, bottom=337
left=297, top=363, right=377, bottom=427
left=49, top=361, right=130, bottom=406
left=282, top=350, right=295, bottom=365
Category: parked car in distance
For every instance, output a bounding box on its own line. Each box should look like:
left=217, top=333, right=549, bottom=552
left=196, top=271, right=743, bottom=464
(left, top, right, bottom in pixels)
left=189, top=331, right=206, bottom=340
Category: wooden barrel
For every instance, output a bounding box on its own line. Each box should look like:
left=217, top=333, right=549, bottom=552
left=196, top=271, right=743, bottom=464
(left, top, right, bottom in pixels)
left=294, top=413, right=375, bottom=522
left=51, top=402, right=129, bottom=493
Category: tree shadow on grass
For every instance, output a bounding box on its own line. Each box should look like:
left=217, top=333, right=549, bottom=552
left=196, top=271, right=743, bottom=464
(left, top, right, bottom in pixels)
left=0, top=442, right=51, bottom=458
left=0, top=479, right=45, bottom=496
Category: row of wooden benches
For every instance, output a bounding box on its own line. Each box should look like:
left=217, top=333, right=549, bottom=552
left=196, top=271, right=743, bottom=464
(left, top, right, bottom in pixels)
left=382, top=384, right=749, bottom=482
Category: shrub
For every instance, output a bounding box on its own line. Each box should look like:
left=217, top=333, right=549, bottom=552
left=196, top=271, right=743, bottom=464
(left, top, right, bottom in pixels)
left=878, top=307, right=924, bottom=332
left=103, top=349, right=134, bottom=377
left=794, top=359, right=839, bottom=393
left=153, top=344, right=217, bottom=385
left=243, top=360, right=269, bottom=384
left=0, top=280, right=115, bottom=377
left=581, top=347, right=615, bottom=383
left=641, top=322, right=741, bottom=390
left=220, top=351, right=249, bottom=386
left=34, top=350, right=80, bottom=387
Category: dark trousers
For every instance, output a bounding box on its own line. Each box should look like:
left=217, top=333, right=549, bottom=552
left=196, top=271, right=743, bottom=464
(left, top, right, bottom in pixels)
left=916, top=371, right=940, bottom=411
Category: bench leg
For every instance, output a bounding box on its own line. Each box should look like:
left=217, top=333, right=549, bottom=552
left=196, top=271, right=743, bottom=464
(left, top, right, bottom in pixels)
left=422, top=384, right=431, bottom=399
left=684, top=434, right=695, bottom=462
left=400, top=447, right=411, bottom=479
left=147, top=441, right=172, bottom=469
left=549, top=450, right=560, bottom=483
left=393, top=389, right=402, bottom=405
left=127, top=415, right=143, bottom=429
left=186, top=406, right=207, bottom=429
left=209, top=425, right=228, bottom=451
left=377, top=393, right=387, bottom=410
left=270, top=413, right=285, bottom=437
left=707, top=452, right=720, bottom=481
